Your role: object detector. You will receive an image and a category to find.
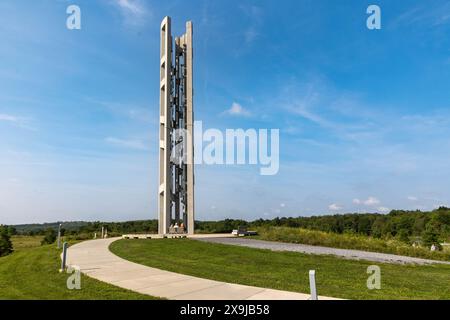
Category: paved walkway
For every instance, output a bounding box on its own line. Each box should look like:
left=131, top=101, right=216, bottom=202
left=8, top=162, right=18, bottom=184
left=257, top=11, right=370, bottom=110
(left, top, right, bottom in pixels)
left=67, top=238, right=339, bottom=300
left=197, top=238, right=450, bottom=265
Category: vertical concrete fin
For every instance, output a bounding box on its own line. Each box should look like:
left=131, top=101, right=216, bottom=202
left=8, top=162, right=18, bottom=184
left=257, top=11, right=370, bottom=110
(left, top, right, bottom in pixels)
left=159, top=16, right=172, bottom=235
left=185, top=21, right=195, bottom=235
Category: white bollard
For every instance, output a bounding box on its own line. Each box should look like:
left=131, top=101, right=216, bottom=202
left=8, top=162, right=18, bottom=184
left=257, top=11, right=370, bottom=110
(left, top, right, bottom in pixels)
left=60, top=242, right=68, bottom=272
left=309, top=270, right=318, bottom=300
left=57, top=224, right=62, bottom=249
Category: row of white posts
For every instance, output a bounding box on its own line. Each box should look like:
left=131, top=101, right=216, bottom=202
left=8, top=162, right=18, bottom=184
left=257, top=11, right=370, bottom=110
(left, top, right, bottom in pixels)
left=93, top=227, right=108, bottom=240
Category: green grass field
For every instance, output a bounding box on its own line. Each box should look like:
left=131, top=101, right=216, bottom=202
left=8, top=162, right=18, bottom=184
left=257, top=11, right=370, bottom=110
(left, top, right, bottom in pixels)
left=0, top=236, right=157, bottom=300
left=10, top=235, right=44, bottom=250
left=111, top=239, right=450, bottom=300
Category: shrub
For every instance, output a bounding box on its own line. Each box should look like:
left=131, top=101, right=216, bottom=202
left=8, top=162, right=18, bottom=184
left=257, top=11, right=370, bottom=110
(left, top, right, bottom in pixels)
left=41, top=228, right=57, bottom=245
left=422, top=225, right=442, bottom=250
left=397, top=229, right=411, bottom=244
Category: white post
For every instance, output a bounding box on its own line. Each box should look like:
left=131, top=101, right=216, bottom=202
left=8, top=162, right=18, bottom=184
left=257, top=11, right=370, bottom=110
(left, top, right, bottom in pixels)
left=101, top=227, right=104, bottom=239
left=57, top=224, right=62, bottom=249
left=309, top=270, right=318, bottom=300
left=60, top=242, right=68, bottom=272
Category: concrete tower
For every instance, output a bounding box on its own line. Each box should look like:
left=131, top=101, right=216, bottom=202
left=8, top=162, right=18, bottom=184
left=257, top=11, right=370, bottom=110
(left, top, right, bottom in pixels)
left=159, top=17, right=195, bottom=235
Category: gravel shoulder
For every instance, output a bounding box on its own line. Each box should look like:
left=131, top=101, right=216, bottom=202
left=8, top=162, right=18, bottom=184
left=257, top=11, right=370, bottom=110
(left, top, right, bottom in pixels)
left=196, top=237, right=450, bottom=265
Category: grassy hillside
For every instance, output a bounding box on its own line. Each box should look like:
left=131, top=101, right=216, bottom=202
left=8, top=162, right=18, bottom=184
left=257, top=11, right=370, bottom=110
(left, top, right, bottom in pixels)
left=111, top=239, right=450, bottom=300
left=0, top=237, right=157, bottom=300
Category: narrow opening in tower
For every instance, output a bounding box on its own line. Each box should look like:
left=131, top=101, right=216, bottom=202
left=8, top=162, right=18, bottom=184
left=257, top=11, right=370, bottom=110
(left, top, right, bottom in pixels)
left=161, top=25, right=166, bottom=58
left=160, top=61, right=165, bottom=82
left=160, top=85, right=165, bottom=117
left=160, top=124, right=165, bottom=141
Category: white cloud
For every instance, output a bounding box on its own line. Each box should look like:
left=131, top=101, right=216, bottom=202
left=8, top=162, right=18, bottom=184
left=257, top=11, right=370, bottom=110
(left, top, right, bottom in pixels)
left=329, top=203, right=343, bottom=211
left=407, top=196, right=418, bottom=201
left=280, top=203, right=286, bottom=208
left=364, top=197, right=380, bottom=206
left=378, top=207, right=390, bottom=213
left=353, top=197, right=381, bottom=206
left=223, top=102, right=251, bottom=117
left=105, top=137, right=148, bottom=150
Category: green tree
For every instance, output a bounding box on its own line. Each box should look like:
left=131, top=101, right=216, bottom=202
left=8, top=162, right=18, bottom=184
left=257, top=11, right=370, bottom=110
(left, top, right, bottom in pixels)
left=41, top=228, right=57, bottom=245
left=422, top=224, right=442, bottom=250
left=0, top=226, right=13, bottom=257
left=397, top=229, right=410, bottom=244
left=7, top=226, right=17, bottom=236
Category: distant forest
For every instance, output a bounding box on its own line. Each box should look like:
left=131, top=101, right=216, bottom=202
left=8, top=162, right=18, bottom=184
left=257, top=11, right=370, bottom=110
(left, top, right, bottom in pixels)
left=6, top=207, right=450, bottom=243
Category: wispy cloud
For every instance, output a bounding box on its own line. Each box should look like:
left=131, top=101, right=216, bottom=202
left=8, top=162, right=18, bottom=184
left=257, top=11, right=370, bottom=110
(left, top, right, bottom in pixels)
left=87, top=98, right=154, bottom=124
left=239, top=5, right=264, bottom=47
left=0, top=114, right=19, bottom=122
left=105, top=137, right=148, bottom=150
left=281, top=78, right=347, bottom=129
left=390, top=2, right=450, bottom=29
left=0, top=113, right=35, bottom=130
left=222, top=102, right=251, bottom=117
left=112, top=0, right=151, bottom=26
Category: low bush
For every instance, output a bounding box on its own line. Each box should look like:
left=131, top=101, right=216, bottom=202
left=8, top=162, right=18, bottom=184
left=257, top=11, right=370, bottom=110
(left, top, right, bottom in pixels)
left=40, top=228, right=57, bottom=245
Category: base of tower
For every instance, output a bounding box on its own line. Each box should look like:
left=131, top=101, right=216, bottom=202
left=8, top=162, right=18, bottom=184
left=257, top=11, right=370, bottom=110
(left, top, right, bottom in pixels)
left=121, top=233, right=234, bottom=240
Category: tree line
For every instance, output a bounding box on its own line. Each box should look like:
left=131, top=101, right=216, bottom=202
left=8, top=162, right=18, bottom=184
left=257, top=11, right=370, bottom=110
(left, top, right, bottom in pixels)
left=7, top=207, right=450, bottom=246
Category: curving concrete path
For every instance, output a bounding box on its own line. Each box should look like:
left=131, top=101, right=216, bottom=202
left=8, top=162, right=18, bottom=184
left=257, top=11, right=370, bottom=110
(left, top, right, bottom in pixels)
left=197, top=238, right=450, bottom=265
left=66, top=238, right=339, bottom=300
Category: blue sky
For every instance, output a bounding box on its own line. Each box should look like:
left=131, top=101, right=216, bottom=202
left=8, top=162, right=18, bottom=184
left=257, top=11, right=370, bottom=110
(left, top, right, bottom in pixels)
left=1, top=0, right=450, bottom=224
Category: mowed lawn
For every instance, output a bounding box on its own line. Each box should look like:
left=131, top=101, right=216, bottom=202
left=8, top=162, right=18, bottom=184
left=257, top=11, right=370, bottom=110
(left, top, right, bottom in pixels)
left=0, top=237, right=157, bottom=300
left=111, top=239, right=450, bottom=300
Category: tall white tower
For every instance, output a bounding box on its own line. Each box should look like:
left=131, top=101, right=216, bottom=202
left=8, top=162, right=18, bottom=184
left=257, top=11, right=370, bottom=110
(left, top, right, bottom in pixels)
left=159, top=17, right=195, bottom=235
